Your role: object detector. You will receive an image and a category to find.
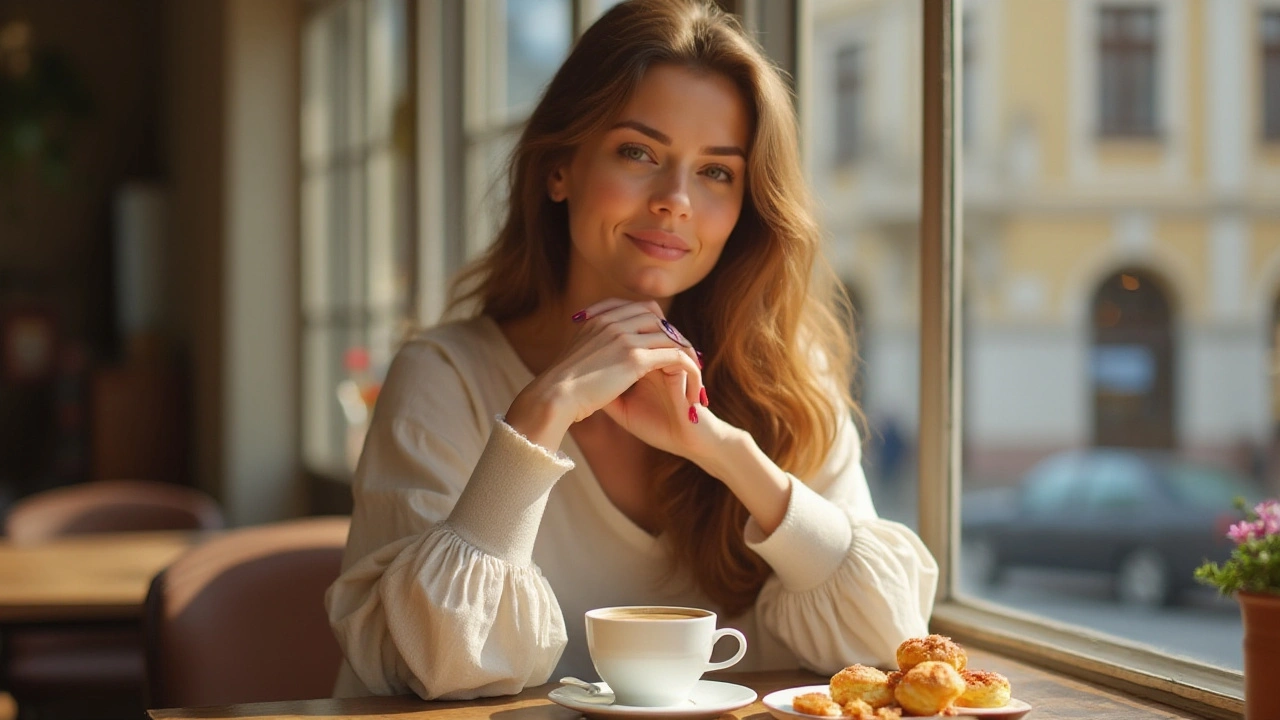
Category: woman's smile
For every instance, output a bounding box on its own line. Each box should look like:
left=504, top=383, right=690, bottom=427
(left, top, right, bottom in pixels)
left=626, top=229, right=690, bottom=261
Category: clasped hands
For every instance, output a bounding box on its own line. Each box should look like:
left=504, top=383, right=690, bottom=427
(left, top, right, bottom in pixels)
left=506, top=298, right=735, bottom=466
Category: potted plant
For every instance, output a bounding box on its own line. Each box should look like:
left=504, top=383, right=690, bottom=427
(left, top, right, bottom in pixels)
left=1195, top=498, right=1280, bottom=719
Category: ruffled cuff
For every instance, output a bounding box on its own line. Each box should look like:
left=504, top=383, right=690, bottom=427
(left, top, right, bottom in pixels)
left=446, top=417, right=575, bottom=566
left=744, top=476, right=853, bottom=592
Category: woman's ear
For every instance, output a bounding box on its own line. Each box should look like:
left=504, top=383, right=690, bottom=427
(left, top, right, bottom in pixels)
left=547, top=165, right=568, bottom=202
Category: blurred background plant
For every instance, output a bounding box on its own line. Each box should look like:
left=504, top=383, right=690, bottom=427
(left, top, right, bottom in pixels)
left=0, top=15, right=92, bottom=213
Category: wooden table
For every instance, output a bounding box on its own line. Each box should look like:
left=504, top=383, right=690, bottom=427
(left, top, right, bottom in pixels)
left=148, top=651, right=1208, bottom=720
left=0, top=531, right=199, bottom=624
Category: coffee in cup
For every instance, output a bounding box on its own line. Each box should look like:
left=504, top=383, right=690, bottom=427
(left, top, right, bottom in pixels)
left=585, top=606, right=747, bottom=707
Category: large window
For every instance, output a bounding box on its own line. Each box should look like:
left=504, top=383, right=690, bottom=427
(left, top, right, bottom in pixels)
left=955, top=0, right=1269, bottom=701
left=462, top=0, right=574, bottom=259
left=808, top=1, right=920, bottom=530
left=810, top=0, right=1255, bottom=714
left=1098, top=5, right=1159, bottom=137
left=300, top=0, right=415, bottom=473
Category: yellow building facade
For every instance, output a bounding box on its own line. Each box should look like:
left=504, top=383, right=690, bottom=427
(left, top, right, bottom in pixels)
left=808, top=0, right=1280, bottom=489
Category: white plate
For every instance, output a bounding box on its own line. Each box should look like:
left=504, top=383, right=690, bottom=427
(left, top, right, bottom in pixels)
left=761, top=684, right=1033, bottom=720
left=548, top=679, right=758, bottom=720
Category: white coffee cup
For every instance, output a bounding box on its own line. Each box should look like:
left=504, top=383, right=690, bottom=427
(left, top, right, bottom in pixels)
left=585, top=605, right=748, bottom=707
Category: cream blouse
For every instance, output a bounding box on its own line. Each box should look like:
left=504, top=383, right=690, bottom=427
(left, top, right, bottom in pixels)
left=325, top=315, right=937, bottom=700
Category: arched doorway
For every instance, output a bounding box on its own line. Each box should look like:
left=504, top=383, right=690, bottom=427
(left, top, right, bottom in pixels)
left=1090, top=269, right=1175, bottom=449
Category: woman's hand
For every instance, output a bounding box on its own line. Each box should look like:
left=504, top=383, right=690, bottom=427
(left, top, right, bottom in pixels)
left=505, top=299, right=703, bottom=450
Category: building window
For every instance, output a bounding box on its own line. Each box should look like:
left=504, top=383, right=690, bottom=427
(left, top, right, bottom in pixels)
left=1265, top=10, right=1280, bottom=141
left=1098, top=5, right=1159, bottom=138
left=835, top=44, right=864, bottom=165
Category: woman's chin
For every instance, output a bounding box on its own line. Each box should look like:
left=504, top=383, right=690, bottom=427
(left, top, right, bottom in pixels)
left=621, top=273, right=697, bottom=304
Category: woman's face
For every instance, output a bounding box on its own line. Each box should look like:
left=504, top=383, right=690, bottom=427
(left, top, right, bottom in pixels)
left=549, top=64, right=750, bottom=305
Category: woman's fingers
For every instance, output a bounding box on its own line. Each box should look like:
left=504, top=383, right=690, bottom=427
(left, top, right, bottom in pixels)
left=624, top=337, right=702, bottom=400
left=565, top=298, right=706, bottom=410
left=575, top=300, right=703, bottom=375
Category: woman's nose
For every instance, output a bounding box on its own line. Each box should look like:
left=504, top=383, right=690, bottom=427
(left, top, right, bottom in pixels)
left=649, top=169, right=692, bottom=220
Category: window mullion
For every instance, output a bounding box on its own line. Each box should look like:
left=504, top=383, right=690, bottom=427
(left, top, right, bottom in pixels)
left=918, top=0, right=962, bottom=605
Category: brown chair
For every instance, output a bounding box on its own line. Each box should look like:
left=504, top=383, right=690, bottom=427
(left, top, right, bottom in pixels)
left=0, top=479, right=224, bottom=717
left=3, top=479, right=224, bottom=545
left=143, top=515, right=349, bottom=709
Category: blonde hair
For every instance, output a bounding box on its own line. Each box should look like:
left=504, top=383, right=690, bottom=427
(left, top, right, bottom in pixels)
left=450, top=0, right=856, bottom=616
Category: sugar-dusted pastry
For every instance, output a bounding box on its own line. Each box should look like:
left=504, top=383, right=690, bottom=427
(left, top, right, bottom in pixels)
left=893, top=660, right=966, bottom=716
left=895, top=634, right=968, bottom=672
left=955, top=669, right=1012, bottom=708
left=830, top=664, right=894, bottom=708
left=840, top=699, right=903, bottom=720
left=840, top=697, right=875, bottom=718
left=884, top=670, right=903, bottom=691
left=792, top=691, right=843, bottom=717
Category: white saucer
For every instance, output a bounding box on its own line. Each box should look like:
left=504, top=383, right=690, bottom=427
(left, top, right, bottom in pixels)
left=762, top=684, right=1033, bottom=720
left=548, top=679, right=757, bottom=720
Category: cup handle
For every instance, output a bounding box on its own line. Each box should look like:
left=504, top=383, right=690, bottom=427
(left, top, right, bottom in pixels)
left=704, top=628, right=748, bottom=672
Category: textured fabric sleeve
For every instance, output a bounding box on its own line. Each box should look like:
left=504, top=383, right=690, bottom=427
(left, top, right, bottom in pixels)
left=745, top=412, right=938, bottom=673
left=324, top=340, right=574, bottom=699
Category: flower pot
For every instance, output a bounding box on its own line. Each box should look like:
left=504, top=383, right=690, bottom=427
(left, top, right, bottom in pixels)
left=1240, top=591, right=1280, bottom=720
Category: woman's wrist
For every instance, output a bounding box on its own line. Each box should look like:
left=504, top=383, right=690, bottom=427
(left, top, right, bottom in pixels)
left=694, top=423, right=791, bottom=534
left=505, top=381, right=576, bottom=451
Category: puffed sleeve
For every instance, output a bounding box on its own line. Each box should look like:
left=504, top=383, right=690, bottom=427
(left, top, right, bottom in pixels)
left=746, top=412, right=938, bottom=672
left=324, top=340, right=573, bottom=699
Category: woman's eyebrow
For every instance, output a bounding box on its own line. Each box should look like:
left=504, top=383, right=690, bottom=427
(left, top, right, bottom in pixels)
left=611, top=119, right=746, bottom=159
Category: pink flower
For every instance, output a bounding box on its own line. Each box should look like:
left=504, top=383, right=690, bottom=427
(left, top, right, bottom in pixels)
left=1227, top=519, right=1264, bottom=544
left=1256, top=500, right=1280, bottom=537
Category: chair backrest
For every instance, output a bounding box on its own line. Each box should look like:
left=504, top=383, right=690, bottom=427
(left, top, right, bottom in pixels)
left=3, top=479, right=225, bottom=545
left=143, top=515, right=350, bottom=708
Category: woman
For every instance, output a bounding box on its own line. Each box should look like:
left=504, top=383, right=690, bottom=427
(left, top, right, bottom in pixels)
left=326, top=0, right=936, bottom=701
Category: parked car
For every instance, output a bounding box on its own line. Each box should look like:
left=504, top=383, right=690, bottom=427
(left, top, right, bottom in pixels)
left=962, top=448, right=1265, bottom=608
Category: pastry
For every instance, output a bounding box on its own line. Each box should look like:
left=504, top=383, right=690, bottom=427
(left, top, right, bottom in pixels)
left=955, top=669, right=1012, bottom=708
left=840, top=698, right=875, bottom=718
left=895, top=634, right=967, bottom=672
left=892, top=660, right=965, bottom=716
left=792, top=691, right=842, bottom=717
left=830, top=664, right=895, bottom=708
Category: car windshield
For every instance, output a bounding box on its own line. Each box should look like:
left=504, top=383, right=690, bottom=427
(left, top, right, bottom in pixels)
left=1163, top=462, right=1262, bottom=510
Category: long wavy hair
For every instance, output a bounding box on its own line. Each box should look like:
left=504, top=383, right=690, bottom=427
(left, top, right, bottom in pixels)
left=450, top=0, right=857, bottom=616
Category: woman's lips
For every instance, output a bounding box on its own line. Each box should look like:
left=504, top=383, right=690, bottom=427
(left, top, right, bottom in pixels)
left=626, top=231, right=690, bottom=261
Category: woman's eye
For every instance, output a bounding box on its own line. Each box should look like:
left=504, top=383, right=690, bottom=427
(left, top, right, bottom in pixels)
left=703, top=165, right=734, bottom=183
left=620, top=144, right=650, bottom=162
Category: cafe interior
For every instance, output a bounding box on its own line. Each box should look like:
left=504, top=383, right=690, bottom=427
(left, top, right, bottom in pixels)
left=1, top=0, right=1278, bottom=718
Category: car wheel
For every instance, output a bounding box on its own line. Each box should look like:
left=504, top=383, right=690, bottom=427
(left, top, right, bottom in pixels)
left=1115, top=547, right=1172, bottom=608
left=966, top=538, right=1003, bottom=587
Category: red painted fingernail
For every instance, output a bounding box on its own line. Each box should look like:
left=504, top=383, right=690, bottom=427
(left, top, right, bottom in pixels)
left=688, top=405, right=699, bottom=424
left=699, top=387, right=709, bottom=407
left=571, top=310, right=587, bottom=323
